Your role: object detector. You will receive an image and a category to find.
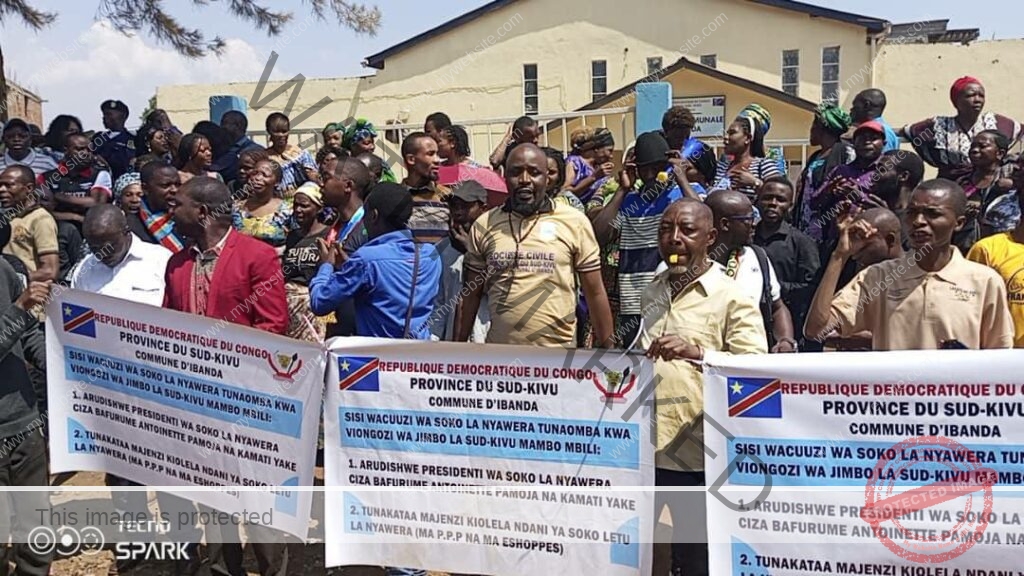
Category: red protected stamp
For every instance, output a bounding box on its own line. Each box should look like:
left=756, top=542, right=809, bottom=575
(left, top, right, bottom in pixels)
left=859, top=435, right=997, bottom=563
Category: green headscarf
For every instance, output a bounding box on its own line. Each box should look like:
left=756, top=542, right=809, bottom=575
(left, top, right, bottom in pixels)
left=738, top=103, right=772, bottom=136
left=814, top=104, right=852, bottom=137
left=322, top=122, right=345, bottom=137
left=342, top=119, right=378, bottom=149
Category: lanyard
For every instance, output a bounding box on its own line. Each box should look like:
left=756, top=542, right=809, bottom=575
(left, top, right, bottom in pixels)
left=329, top=206, right=365, bottom=245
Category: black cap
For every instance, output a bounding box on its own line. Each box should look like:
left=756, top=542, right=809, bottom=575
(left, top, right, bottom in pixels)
left=450, top=180, right=487, bottom=203
left=101, top=99, right=129, bottom=116
left=2, top=118, right=29, bottom=135
left=633, top=131, right=671, bottom=167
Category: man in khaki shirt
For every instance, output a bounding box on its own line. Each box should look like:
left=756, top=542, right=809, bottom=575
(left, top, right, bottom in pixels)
left=457, top=143, right=613, bottom=347
left=0, top=166, right=59, bottom=282
left=806, top=179, right=1014, bottom=350
left=641, top=199, right=766, bottom=576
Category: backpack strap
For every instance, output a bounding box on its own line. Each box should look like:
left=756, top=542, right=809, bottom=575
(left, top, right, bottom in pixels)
left=750, top=245, right=776, bottom=349
left=403, top=244, right=423, bottom=339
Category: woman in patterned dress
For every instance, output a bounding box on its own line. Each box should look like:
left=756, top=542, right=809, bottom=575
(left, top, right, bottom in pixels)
left=232, top=158, right=294, bottom=252
left=902, top=76, right=1022, bottom=181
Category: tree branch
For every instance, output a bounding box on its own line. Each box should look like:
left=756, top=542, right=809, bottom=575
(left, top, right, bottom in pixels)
left=0, top=0, right=58, bottom=30
left=304, top=0, right=381, bottom=36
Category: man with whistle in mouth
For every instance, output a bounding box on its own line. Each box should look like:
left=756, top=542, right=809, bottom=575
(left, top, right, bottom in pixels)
left=641, top=198, right=766, bottom=576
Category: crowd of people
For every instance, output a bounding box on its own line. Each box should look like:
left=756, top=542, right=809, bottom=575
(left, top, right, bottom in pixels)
left=0, top=73, right=1022, bottom=576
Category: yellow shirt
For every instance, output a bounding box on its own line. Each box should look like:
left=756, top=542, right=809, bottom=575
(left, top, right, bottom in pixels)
left=640, top=265, right=767, bottom=472
left=967, top=232, right=1024, bottom=347
left=3, top=206, right=58, bottom=273
left=465, top=201, right=601, bottom=347
left=831, top=247, right=1014, bottom=350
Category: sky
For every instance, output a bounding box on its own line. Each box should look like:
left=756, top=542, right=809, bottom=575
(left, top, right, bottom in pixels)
left=1, top=0, right=1017, bottom=129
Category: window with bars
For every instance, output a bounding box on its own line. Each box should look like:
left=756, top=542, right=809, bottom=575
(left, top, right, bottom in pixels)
left=699, top=54, right=717, bottom=69
left=647, top=57, right=663, bottom=75
left=523, top=63, right=538, bottom=114
left=591, top=60, right=607, bottom=101
left=821, top=46, right=840, bottom=104
left=782, top=49, right=799, bottom=97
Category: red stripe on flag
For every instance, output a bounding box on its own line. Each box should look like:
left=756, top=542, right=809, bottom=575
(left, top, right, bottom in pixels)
left=728, top=380, right=781, bottom=417
left=64, top=310, right=95, bottom=333
left=339, top=359, right=379, bottom=390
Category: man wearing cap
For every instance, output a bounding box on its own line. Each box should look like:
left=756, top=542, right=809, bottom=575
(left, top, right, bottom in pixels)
left=591, top=131, right=684, bottom=346
left=97, top=99, right=136, bottom=180
left=311, top=182, right=443, bottom=339
left=813, top=120, right=889, bottom=245
left=431, top=180, right=491, bottom=342
left=0, top=118, right=57, bottom=175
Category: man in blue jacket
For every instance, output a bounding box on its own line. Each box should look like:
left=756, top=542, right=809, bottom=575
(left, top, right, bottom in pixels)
left=311, top=182, right=442, bottom=339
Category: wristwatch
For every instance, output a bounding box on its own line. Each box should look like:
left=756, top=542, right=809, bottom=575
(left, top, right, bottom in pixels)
left=777, top=338, right=798, bottom=352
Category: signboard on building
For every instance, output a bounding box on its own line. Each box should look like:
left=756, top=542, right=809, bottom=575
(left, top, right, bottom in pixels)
left=673, top=96, right=726, bottom=138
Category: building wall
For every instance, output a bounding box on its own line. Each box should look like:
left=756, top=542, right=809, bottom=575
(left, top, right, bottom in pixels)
left=546, top=71, right=816, bottom=177
left=157, top=0, right=873, bottom=134
left=875, top=40, right=1024, bottom=132
left=4, top=82, right=43, bottom=126
left=374, top=0, right=871, bottom=113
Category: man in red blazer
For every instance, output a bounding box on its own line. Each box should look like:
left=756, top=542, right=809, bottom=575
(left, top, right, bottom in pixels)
left=163, top=176, right=287, bottom=333
left=164, top=176, right=289, bottom=576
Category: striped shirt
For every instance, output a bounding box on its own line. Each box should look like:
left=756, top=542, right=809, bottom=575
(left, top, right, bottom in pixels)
left=710, top=157, right=784, bottom=201
left=0, top=149, right=58, bottom=178
left=406, top=182, right=450, bottom=245
left=615, top=183, right=684, bottom=316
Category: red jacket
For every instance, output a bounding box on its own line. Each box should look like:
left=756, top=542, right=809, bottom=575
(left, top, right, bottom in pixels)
left=163, top=230, right=288, bottom=335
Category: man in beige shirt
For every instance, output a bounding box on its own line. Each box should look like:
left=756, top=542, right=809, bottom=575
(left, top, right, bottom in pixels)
left=0, top=166, right=59, bottom=282
left=457, top=143, right=613, bottom=347
left=641, top=199, right=766, bottom=576
left=806, top=179, right=1014, bottom=350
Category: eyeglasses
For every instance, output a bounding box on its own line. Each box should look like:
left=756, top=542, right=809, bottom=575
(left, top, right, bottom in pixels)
left=728, top=213, right=761, bottom=225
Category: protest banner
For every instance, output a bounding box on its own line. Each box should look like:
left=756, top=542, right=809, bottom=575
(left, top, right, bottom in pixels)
left=46, top=290, right=325, bottom=539
left=323, top=338, right=654, bottom=576
left=702, top=350, right=1024, bottom=574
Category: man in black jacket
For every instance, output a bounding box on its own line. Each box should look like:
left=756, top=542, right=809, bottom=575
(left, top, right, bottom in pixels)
left=0, top=234, right=52, bottom=574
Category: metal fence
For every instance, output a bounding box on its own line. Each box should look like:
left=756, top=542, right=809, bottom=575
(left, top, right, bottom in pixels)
left=250, top=107, right=815, bottom=181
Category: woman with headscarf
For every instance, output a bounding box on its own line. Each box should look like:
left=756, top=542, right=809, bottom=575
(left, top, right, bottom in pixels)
left=711, top=103, right=785, bottom=200
left=793, top=104, right=854, bottom=240
left=564, top=127, right=617, bottom=205
left=266, top=112, right=319, bottom=196
left=114, top=172, right=143, bottom=215
left=282, top=182, right=329, bottom=342
left=343, top=119, right=397, bottom=182
left=902, top=76, right=1022, bottom=181
left=322, top=122, right=345, bottom=149
left=175, top=134, right=222, bottom=184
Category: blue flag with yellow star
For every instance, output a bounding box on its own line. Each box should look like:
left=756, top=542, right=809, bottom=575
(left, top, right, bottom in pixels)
left=62, top=303, right=96, bottom=338
left=727, top=377, right=782, bottom=418
left=338, top=356, right=380, bottom=392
